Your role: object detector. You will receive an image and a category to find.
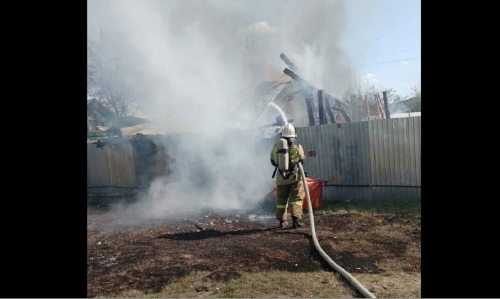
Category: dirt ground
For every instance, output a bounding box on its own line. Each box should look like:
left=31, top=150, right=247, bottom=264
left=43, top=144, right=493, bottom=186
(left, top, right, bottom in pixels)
left=87, top=202, right=421, bottom=298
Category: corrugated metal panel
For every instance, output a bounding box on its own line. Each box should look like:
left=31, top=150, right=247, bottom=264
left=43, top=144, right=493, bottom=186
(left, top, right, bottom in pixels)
left=370, top=119, right=387, bottom=199
left=88, top=117, right=420, bottom=201
left=369, top=118, right=421, bottom=201
left=414, top=117, right=421, bottom=187
left=349, top=121, right=372, bottom=200
left=296, top=116, right=421, bottom=202
left=87, top=144, right=110, bottom=187
left=152, top=137, right=172, bottom=179
left=107, top=144, right=137, bottom=187
left=154, top=145, right=170, bottom=178
left=359, top=121, right=373, bottom=200
left=87, top=143, right=137, bottom=196
left=297, top=122, right=370, bottom=201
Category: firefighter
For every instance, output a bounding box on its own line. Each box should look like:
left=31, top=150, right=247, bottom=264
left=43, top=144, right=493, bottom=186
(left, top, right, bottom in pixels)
left=270, top=123, right=306, bottom=229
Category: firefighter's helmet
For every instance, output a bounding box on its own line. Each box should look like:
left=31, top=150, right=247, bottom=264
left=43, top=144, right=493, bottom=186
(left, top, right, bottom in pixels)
left=281, top=123, right=296, bottom=138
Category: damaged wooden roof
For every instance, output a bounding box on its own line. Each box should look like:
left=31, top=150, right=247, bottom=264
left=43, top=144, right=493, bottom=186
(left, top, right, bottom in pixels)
left=118, top=54, right=352, bottom=139
left=120, top=73, right=347, bottom=139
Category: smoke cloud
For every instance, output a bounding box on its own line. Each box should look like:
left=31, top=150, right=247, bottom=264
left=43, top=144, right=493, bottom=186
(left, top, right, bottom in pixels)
left=88, top=0, right=352, bottom=224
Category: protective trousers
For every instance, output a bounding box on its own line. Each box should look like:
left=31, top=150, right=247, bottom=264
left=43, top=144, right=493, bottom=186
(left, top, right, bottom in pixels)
left=275, top=180, right=305, bottom=221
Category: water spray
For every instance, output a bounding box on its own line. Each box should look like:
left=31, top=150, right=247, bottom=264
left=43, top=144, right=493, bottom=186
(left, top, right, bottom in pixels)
left=268, top=102, right=288, bottom=126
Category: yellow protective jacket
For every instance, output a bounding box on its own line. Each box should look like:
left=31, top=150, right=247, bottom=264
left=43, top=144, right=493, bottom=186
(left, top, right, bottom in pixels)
left=270, top=142, right=305, bottom=185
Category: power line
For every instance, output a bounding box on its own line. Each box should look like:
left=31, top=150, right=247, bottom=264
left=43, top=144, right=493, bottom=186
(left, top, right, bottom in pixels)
left=352, top=57, right=420, bottom=68
left=350, top=48, right=421, bottom=60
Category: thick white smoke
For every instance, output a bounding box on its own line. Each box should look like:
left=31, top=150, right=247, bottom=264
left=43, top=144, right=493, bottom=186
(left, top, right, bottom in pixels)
left=87, top=0, right=354, bottom=223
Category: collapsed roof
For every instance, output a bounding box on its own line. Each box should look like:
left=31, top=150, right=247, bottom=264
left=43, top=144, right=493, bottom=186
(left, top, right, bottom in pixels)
left=225, top=53, right=352, bottom=139
left=117, top=53, right=353, bottom=139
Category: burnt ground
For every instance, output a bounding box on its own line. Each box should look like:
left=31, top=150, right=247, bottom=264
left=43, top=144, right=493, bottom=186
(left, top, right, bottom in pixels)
left=87, top=203, right=421, bottom=298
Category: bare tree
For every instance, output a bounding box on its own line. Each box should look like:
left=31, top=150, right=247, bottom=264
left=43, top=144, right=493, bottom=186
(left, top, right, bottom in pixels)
left=341, top=80, right=367, bottom=122
left=87, top=30, right=144, bottom=118
left=407, top=86, right=421, bottom=112
left=342, top=81, right=420, bottom=121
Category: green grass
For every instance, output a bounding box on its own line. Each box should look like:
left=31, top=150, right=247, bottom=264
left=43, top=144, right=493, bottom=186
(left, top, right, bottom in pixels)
left=105, top=270, right=357, bottom=298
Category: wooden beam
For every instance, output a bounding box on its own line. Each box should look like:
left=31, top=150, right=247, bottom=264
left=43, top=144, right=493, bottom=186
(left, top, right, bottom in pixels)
left=323, top=93, right=337, bottom=123
left=382, top=91, right=391, bottom=119
left=326, top=94, right=352, bottom=123
left=279, top=53, right=298, bottom=71
left=283, top=68, right=352, bottom=122
left=304, top=93, right=315, bottom=126
left=318, top=90, right=326, bottom=125
left=283, top=68, right=308, bottom=86
left=328, top=104, right=352, bottom=122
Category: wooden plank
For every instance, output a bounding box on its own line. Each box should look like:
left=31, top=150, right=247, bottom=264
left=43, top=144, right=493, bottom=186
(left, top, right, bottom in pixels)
left=279, top=53, right=297, bottom=71
left=318, top=90, right=326, bottom=125
left=304, top=93, right=315, bottom=126
left=382, top=91, right=391, bottom=119
left=323, top=95, right=337, bottom=124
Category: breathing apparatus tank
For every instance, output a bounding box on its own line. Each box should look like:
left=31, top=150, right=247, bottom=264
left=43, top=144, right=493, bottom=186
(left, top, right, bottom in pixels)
left=277, top=138, right=289, bottom=173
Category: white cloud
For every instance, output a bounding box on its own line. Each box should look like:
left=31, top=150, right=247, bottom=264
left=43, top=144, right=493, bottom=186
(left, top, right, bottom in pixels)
left=400, top=60, right=409, bottom=65
left=358, top=73, right=378, bottom=82
left=238, top=21, right=278, bottom=35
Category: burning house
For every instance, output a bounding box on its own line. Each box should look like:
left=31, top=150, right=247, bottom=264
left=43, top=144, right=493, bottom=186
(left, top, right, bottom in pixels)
left=223, top=53, right=353, bottom=140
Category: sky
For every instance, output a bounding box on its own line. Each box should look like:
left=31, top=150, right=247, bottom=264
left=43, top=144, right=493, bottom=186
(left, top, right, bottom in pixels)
left=342, top=0, right=421, bottom=97
left=87, top=0, right=421, bottom=121
left=87, top=0, right=420, bottom=222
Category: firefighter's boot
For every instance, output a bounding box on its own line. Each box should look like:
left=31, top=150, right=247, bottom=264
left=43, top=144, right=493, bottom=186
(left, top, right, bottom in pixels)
left=279, top=220, right=288, bottom=228
left=292, top=216, right=304, bottom=229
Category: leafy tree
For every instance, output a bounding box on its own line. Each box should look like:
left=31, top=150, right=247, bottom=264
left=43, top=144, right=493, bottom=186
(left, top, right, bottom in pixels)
left=87, top=30, right=144, bottom=118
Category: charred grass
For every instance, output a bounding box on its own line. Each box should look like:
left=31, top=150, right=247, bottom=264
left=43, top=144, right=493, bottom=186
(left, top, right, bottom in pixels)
left=88, top=199, right=421, bottom=298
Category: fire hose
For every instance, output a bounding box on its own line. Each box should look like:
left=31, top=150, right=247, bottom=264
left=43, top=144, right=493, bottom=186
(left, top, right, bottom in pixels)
left=297, top=162, right=376, bottom=298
